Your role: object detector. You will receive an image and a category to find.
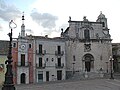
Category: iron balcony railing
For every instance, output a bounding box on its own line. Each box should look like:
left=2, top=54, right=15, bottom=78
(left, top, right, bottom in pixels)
left=55, top=63, right=64, bottom=68
left=36, top=50, right=46, bottom=55
left=55, top=51, right=64, bottom=56
left=36, top=63, right=46, bottom=69
left=15, top=62, right=31, bottom=67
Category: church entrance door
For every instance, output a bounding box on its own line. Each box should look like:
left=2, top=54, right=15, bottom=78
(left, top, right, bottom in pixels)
left=83, top=54, right=94, bottom=72
left=85, top=61, right=91, bottom=72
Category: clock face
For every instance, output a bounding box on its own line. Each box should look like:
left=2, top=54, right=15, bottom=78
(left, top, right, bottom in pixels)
left=20, top=44, right=26, bottom=50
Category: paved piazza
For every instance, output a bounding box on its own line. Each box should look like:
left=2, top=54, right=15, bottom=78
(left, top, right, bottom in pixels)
left=15, top=79, right=120, bottom=90
left=1, top=79, right=120, bottom=90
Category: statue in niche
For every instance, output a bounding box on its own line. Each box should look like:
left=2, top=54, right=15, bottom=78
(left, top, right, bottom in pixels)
left=96, top=33, right=99, bottom=39
left=83, top=16, right=88, bottom=22
left=69, top=16, right=71, bottom=21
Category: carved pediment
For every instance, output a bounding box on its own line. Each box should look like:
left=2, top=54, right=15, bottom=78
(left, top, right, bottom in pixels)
left=80, top=22, right=93, bottom=30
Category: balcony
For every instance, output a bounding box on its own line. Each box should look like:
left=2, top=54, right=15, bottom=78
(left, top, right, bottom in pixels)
left=16, top=62, right=31, bottom=67
left=36, top=63, right=46, bottom=69
left=55, top=63, right=64, bottom=68
left=36, top=50, right=46, bottom=55
left=55, top=51, right=64, bottom=56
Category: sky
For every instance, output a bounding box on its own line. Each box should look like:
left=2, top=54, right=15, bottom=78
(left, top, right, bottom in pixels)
left=0, top=0, right=120, bottom=43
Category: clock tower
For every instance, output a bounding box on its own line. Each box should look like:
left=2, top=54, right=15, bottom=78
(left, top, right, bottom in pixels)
left=13, top=13, right=34, bottom=84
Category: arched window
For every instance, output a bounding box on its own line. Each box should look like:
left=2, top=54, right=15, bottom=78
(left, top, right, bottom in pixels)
left=84, top=29, right=90, bottom=40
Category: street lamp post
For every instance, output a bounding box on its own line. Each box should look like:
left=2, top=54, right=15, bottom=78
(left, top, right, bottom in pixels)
left=109, top=56, right=114, bottom=79
left=105, top=62, right=108, bottom=73
left=72, top=62, right=75, bottom=75
left=72, top=55, right=75, bottom=75
left=2, top=20, right=17, bottom=90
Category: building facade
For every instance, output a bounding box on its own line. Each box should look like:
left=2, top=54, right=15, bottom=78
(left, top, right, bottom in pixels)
left=112, top=43, right=120, bottom=72
left=12, top=15, right=34, bottom=84
left=33, top=36, right=66, bottom=83
left=62, top=12, right=112, bottom=78
left=0, top=41, right=9, bottom=85
left=12, top=14, right=66, bottom=84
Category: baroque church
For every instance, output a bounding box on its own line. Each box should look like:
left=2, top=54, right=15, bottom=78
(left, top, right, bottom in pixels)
left=61, top=12, right=112, bottom=78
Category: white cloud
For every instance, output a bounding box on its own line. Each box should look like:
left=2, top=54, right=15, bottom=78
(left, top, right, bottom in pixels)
left=0, top=0, right=120, bottom=42
left=0, top=1, right=21, bottom=21
left=30, top=11, right=58, bottom=29
left=31, top=0, right=120, bottom=42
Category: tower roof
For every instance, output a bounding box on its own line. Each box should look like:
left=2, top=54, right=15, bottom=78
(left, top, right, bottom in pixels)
left=98, top=11, right=106, bottom=19
left=20, top=12, right=25, bottom=38
left=21, top=12, right=25, bottom=27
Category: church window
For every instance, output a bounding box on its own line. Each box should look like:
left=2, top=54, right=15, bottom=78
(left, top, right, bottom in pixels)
left=84, top=29, right=90, bottom=40
left=102, top=22, right=105, bottom=27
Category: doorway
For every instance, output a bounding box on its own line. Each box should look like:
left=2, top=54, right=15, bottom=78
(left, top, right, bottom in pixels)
left=83, top=54, right=94, bottom=72
left=85, top=61, right=91, bottom=72
left=46, top=71, right=49, bottom=81
left=21, top=73, right=26, bottom=84
left=57, top=70, right=62, bottom=80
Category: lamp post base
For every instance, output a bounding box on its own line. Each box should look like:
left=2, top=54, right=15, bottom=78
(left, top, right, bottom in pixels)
left=2, top=84, right=15, bottom=90
left=110, top=74, right=114, bottom=79
left=110, top=77, right=114, bottom=79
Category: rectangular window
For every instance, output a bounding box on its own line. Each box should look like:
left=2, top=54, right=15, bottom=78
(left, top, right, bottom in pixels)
left=73, top=55, right=76, bottom=61
left=29, top=44, right=32, bottom=48
left=58, top=58, right=61, bottom=67
left=102, top=22, right=105, bottom=27
left=21, top=54, right=25, bottom=66
left=39, top=44, right=42, bottom=54
left=57, top=46, right=61, bottom=54
left=46, top=58, right=48, bottom=62
left=39, top=57, right=42, bottom=67
left=13, top=43, right=16, bottom=48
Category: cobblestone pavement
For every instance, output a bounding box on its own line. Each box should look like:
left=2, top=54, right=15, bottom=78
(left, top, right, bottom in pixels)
left=1, top=79, right=120, bottom=90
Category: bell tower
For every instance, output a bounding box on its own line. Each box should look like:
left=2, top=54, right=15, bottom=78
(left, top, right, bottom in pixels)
left=96, top=11, right=108, bottom=28
left=21, top=12, right=25, bottom=37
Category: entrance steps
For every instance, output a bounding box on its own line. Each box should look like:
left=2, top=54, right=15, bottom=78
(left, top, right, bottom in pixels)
left=104, top=72, right=120, bottom=79
left=67, top=71, right=120, bottom=80
left=68, top=72, right=105, bottom=80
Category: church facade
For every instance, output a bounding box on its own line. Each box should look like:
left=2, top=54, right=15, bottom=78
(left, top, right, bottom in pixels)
left=61, top=12, right=112, bottom=78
